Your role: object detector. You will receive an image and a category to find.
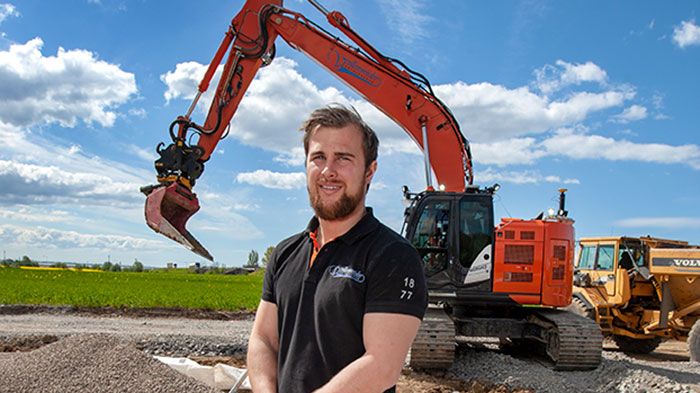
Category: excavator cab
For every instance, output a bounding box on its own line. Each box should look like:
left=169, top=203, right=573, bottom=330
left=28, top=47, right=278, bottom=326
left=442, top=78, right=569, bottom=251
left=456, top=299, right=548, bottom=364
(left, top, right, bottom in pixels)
left=403, top=190, right=495, bottom=291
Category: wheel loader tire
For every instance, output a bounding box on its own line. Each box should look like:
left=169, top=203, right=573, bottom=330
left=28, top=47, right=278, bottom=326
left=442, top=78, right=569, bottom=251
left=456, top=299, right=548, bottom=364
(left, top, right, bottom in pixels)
left=567, top=297, right=595, bottom=320
left=689, top=319, right=700, bottom=362
left=613, top=335, right=662, bottom=354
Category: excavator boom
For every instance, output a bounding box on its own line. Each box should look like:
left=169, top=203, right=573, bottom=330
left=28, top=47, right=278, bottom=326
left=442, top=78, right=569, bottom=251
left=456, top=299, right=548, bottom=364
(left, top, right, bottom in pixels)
left=142, top=0, right=473, bottom=259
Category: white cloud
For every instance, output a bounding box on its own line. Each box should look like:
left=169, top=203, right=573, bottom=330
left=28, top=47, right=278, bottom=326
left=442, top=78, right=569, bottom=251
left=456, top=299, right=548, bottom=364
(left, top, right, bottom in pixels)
left=197, top=190, right=260, bottom=212
left=273, top=147, right=306, bottom=166
left=161, top=61, right=208, bottom=102
left=541, top=129, right=700, bottom=169
left=0, top=3, right=19, bottom=24
left=534, top=60, right=608, bottom=94
left=161, top=56, right=635, bottom=160
left=67, top=144, right=82, bottom=155
left=126, top=143, right=156, bottom=162
left=0, top=120, right=153, bottom=204
left=472, top=138, right=546, bottom=166
left=371, top=181, right=388, bottom=190
left=377, top=0, right=432, bottom=44
left=673, top=19, right=700, bottom=48
left=0, top=38, right=136, bottom=127
left=0, top=224, right=163, bottom=249
left=0, top=205, right=71, bottom=223
left=434, top=82, right=631, bottom=141
left=476, top=167, right=579, bottom=185
left=160, top=58, right=420, bottom=162
left=161, top=58, right=347, bottom=161
left=236, top=170, right=306, bottom=189
left=161, top=56, right=696, bottom=175
left=615, top=217, right=700, bottom=229
left=0, top=159, right=143, bottom=205
left=188, top=190, right=264, bottom=240
left=610, top=104, right=647, bottom=124
left=128, top=108, right=147, bottom=118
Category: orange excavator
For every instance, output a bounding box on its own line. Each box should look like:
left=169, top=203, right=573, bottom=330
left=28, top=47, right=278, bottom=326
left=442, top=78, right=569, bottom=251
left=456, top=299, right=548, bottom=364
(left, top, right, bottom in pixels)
left=142, top=0, right=602, bottom=370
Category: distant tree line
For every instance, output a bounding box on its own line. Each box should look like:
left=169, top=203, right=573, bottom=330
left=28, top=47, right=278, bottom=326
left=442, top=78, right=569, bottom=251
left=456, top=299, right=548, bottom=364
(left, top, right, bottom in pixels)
left=1, top=255, right=39, bottom=267
left=1, top=249, right=278, bottom=273
left=100, top=260, right=143, bottom=272
left=0, top=256, right=144, bottom=272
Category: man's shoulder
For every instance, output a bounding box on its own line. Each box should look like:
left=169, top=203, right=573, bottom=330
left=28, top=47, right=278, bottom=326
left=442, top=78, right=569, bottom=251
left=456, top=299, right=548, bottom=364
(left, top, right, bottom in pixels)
left=275, top=230, right=307, bottom=249
left=267, top=230, right=308, bottom=270
left=365, top=220, right=419, bottom=261
left=372, top=220, right=412, bottom=247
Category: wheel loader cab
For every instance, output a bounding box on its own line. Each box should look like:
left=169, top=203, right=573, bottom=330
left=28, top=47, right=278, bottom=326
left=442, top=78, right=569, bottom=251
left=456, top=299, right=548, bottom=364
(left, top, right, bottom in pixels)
left=575, top=238, right=647, bottom=305
left=576, top=241, right=615, bottom=297
left=403, top=192, right=494, bottom=291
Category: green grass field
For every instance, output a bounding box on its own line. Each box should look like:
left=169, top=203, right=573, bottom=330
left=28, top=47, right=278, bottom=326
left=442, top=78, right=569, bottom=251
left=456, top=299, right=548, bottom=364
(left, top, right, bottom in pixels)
left=0, top=267, right=264, bottom=311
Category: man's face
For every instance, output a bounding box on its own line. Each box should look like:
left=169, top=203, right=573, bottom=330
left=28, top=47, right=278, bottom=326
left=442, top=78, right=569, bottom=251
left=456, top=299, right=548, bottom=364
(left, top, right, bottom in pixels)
left=306, top=125, right=376, bottom=221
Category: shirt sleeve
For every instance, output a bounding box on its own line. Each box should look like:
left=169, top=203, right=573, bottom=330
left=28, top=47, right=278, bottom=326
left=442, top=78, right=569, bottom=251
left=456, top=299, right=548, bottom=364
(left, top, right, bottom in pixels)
left=261, top=247, right=278, bottom=304
left=364, top=241, right=428, bottom=320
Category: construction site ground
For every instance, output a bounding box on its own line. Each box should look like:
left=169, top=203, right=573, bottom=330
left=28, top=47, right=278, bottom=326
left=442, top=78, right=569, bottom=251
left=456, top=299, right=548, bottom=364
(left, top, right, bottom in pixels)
left=1, top=305, right=698, bottom=393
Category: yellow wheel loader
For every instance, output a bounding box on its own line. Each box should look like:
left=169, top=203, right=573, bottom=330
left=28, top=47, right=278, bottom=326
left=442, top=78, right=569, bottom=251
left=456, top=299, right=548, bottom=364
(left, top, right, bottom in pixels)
left=570, top=236, right=700, bottom=360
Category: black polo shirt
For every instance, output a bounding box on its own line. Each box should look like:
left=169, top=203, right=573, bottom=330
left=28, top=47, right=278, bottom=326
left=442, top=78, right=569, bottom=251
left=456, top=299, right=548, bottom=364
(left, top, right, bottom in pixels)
left=262, top=208, right=427, bottom=393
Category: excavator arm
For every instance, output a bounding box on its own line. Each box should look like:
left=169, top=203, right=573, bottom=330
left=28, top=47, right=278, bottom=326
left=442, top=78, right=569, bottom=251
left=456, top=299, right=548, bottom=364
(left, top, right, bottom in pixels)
left=142, top=0, right=473, bottom=260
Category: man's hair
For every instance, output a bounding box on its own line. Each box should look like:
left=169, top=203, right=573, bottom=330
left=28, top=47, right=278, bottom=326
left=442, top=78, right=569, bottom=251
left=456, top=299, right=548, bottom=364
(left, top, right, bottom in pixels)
left=300, top=104, right=379, bottom=168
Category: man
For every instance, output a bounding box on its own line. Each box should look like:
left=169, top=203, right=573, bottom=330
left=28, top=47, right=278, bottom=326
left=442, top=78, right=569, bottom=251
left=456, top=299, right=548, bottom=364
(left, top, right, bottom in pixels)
left=247, top=105, right=427, bottom=393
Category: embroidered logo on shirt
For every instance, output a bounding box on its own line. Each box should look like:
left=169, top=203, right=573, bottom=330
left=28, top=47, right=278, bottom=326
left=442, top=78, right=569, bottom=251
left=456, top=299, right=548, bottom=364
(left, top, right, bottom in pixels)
left=328, top=265, right=366, bottom=283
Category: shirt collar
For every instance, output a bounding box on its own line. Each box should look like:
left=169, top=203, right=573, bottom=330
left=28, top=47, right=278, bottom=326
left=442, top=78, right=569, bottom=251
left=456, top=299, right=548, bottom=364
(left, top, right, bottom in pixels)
left=305, top=207, right=379, bottom=245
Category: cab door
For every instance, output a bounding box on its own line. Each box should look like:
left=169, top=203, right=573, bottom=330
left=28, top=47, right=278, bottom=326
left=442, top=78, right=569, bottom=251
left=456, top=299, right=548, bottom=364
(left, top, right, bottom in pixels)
left=405, top=195, right=457, bottom=289
left=595, top=243, right=617, bottom=296
left=577, top=242, right=617, bottom=296
left=457, top=194, right=494, bottom=288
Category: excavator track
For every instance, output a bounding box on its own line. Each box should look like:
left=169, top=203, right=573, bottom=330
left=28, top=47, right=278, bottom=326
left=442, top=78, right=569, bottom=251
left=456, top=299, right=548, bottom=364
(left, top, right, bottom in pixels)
left=529, top=309, right=603, bottom=371
left=409, top=306, right=455, bottom=369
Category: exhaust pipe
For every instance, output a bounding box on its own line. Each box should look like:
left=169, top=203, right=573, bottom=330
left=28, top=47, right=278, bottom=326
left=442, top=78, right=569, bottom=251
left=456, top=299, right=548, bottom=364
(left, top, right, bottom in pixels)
left=558, top=188, right=568, bottom=217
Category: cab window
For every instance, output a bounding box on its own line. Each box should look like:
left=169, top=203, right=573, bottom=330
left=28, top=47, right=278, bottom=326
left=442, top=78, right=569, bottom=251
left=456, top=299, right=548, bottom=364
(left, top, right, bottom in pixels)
left=411, top=201, right=450, bottom=249
left=596, top=245, right=615, bottom=270
left=458, top=198, right=493, bottom=268
left=577, top=245, right=596, bottom=269
left=618, top=246, right=644, bottom=268
left=411, top=200, right=450, bottom=276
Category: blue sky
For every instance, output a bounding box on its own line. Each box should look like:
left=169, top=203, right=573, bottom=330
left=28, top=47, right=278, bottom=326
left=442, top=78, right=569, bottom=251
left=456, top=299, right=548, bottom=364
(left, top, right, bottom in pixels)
left=0, top=0, right=698, bottom=267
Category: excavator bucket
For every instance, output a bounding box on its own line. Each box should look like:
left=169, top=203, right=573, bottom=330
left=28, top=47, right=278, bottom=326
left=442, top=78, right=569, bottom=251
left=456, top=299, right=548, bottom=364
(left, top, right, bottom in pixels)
left=142, top=183, right=213, bottom=261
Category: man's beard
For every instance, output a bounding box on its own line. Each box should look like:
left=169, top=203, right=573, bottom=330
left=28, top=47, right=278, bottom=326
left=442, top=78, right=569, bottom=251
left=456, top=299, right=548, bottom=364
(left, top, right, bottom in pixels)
left=309, top=182, right=365, bottom=221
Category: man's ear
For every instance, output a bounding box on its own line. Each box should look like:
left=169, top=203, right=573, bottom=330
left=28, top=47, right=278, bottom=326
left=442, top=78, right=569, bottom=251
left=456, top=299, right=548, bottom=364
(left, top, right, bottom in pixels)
left=365, top=160, right=377, bottom=185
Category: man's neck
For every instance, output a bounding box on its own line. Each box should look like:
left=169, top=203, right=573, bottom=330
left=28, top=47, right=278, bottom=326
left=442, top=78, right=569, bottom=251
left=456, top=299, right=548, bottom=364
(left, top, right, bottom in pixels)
left=316, top=205, right=367, bottom=247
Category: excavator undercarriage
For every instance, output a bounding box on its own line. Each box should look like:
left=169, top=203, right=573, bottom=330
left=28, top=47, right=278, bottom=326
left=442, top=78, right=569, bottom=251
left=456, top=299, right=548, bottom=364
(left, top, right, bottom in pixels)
left=409, top=304, right=602, bottom=371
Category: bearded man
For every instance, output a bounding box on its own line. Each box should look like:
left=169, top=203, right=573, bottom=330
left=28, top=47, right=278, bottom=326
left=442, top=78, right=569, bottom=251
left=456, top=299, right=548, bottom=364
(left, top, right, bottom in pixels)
left=247, top=105, right=427, bottom=393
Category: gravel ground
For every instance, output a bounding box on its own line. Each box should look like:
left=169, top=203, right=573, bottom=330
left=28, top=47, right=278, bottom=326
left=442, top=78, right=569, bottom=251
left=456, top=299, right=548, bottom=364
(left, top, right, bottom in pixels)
left=1, top=311, right=698, bottom=392
left=0, top=334, right=218, bottom=393
left=0, top=313, right=253, bottom=357
left=450, top=340, right=700, bottom=393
